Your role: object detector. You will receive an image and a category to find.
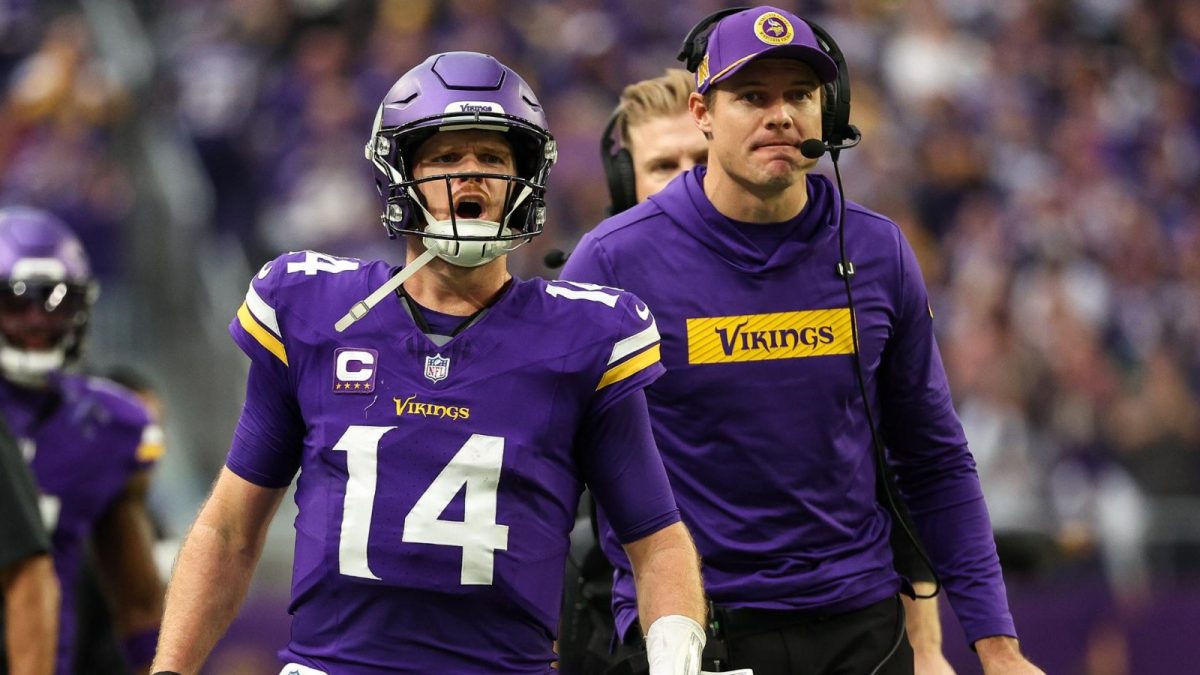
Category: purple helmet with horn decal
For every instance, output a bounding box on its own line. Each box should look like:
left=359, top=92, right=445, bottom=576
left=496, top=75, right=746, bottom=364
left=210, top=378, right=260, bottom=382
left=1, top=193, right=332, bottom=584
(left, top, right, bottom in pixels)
left=364, top=52, right=556, bottom=266
left=0, top=207, right=98, bottom=384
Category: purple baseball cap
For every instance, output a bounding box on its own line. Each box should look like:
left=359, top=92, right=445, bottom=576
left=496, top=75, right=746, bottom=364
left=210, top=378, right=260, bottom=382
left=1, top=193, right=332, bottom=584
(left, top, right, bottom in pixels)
left=696, top=6, right=838, bottom=94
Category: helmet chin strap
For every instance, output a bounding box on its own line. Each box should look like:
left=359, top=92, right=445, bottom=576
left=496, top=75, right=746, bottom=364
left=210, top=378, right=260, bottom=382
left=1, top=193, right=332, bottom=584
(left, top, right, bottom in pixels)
left=334, top=247, right=438, bottom=333
left=0, top=346, right=63, bottom=386
left=335, top=184, right=533, bottom=334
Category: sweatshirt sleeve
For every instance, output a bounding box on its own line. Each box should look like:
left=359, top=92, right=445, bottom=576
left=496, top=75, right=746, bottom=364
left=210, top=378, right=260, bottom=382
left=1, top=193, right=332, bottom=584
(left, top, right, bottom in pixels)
left=879, top=230, right=1017, bottom=645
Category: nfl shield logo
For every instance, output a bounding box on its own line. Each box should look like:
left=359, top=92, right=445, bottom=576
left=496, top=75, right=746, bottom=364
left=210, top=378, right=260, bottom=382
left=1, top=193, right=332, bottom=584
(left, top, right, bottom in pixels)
left=424, top=353, right=450, bottom=383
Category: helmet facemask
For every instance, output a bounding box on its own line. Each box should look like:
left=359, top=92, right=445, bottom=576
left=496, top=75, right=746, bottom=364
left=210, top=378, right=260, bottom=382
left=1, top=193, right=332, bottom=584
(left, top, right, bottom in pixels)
left=368, top=112, right=554, bottom=268
left=0, top=277, right=97, bottom=385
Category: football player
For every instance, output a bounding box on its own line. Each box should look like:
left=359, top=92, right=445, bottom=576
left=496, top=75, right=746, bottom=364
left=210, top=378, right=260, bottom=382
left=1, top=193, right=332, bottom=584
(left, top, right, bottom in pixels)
left=0, top=207, right=165, bottom=675
left=152, top=52, right=706, bottom=675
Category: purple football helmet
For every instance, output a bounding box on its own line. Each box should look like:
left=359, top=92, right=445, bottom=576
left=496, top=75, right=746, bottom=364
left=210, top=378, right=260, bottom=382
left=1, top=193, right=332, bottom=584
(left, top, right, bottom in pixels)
left=0, top=207, right=98, bottom=384
left=365, top=52, right=556, bottom=264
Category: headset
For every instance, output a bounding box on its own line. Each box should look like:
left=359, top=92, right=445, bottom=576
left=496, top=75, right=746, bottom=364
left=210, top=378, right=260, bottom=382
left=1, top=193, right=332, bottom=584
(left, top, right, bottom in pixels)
left=675, top=7, right=861, bottom=160
left=601, top=7, right=866, bottom=216
left=674, top=9, right=938, bottom=675
left=600, top=109, right=639, bottom=214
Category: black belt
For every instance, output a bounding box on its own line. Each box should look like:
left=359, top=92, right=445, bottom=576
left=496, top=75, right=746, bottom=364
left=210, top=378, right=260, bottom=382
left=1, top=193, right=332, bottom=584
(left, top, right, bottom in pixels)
left=703, top=597, right=906, bottom=672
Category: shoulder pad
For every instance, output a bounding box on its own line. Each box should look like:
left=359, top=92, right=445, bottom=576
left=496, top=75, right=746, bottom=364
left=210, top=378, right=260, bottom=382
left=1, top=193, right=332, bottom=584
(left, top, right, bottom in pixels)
left=539, top=280, right=661, bottom=391
left=236, top=251, right=375, bottom=367
left=62, top=375, right=160, bottom=463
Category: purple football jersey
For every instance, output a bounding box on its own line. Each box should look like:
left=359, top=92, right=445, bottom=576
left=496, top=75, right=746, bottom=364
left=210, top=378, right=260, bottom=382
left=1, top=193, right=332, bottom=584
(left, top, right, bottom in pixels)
left=227, top=251, right=674, bottom=674
left=563, top=168, right=1015, bottom=645
left=0, top=374, right=158, bottom=675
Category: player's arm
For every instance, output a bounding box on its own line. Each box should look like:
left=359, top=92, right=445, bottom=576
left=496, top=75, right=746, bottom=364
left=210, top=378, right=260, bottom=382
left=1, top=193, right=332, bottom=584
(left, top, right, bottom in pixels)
left=624, top=524, right=705, bottom=630
left=622, top=522, right=707, bottom=674
left=581, top=390, right=706, bottom=675
left=153, top=347, right=301, bottom=674
left=93, top=470, right=164, bottom=675
left=151, top=468, right=286, bottom=675
left=2, top=554, right=58, bottom=675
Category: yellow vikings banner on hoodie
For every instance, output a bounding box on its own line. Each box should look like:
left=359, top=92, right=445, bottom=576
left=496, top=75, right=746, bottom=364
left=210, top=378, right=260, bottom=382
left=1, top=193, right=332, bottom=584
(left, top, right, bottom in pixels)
left=686, top=308, right=856, bottom=364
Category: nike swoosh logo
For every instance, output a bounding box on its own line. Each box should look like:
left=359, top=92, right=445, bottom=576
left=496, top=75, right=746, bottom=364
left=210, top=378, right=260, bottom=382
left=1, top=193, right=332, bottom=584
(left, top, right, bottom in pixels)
left=636, top=303, right=650, bottom=321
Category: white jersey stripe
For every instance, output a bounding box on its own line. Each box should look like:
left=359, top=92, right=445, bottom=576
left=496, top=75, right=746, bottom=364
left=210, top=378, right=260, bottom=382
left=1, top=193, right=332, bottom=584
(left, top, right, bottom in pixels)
left=245, top=283, right=282, bottom=337
left=608, top=319, right=660, bottom=365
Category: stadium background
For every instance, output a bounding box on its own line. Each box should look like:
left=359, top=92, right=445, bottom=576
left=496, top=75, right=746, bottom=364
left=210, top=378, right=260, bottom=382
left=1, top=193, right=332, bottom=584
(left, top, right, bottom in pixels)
left=3, top=0, right=1199, bottom=671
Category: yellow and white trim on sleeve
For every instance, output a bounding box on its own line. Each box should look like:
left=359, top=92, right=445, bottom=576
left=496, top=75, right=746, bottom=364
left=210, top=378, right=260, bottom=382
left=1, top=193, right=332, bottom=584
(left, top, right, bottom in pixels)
left=135, top=423, right=166, bottom=462
left=596, top=320, right=661, bottom=391
left=237, top=284, right=289, bottom=366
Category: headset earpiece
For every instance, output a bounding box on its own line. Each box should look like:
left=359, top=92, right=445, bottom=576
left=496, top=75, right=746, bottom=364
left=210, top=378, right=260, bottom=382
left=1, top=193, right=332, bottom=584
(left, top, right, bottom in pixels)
left=676, top=7, right=750, bottom=73
left=821, top=82, right=838, bottom=144
left=601, top=108, right=638, bottom=214
left=805, top=19, right=854, bottom=151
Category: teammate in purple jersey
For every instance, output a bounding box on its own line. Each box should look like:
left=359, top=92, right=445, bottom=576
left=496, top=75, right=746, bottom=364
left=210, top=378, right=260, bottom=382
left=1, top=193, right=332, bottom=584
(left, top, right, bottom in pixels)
left=152, top=52, right=706, bottom=675
left=562, top=7, right=1044, bottom=675
left=0, top=208, right=165, bottom=675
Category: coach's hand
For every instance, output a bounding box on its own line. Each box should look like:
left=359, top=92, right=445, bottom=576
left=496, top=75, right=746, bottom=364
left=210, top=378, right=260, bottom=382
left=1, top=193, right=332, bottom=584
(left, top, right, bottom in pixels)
left=975, top=636, right=1045, bottom=675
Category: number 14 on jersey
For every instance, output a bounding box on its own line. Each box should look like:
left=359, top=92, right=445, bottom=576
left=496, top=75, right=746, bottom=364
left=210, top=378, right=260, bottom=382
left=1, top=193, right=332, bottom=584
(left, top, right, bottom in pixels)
left=333, top=426, right=510, bottom=585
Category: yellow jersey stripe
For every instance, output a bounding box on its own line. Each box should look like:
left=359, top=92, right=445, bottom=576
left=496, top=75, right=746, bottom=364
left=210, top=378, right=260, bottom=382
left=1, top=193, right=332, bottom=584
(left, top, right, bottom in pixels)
left=237, top=302, right=289, bottom=366
left=596, top=345, right=661, bottom=391
left=136, top=441, right=165, bottom=462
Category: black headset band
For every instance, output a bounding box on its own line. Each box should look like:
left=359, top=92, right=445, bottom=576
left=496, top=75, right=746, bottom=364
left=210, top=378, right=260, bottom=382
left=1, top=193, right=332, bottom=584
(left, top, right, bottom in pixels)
left=601, top=107, right=637, bottom=214
left=676, top=6, right=750, bottom=72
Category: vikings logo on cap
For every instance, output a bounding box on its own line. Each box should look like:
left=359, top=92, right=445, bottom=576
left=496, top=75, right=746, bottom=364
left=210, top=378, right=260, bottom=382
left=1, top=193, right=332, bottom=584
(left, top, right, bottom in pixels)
left=696, top=53, right=711, bottom=89
left=754, top=11, right=794, bottom=46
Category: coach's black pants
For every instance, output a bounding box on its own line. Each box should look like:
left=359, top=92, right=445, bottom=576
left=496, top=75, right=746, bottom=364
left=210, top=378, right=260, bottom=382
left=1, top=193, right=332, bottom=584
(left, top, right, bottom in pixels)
left=707, top=596, right=913, bottom=675
left=606, top=595, right=912, bottom=675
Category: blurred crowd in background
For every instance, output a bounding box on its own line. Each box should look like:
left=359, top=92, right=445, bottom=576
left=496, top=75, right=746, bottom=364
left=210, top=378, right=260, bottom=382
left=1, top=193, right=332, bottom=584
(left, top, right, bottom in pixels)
left=2, top=0, right=1199, bottom=671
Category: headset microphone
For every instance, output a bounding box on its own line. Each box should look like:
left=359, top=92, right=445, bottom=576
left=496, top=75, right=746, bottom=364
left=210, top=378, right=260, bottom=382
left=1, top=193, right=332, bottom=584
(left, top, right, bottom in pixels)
left=800, top=139, right=828, bottom=159
left=799, top=126, right=863, bottom=160
left=544, top=248, right=569, bottom=269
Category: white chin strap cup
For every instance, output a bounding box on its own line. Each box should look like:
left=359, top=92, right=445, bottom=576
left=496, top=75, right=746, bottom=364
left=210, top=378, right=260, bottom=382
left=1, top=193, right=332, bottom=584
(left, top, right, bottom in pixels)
left=411, top=183, right=533, bottom=268
left=0, top=346, right=64, bottom=383
left=421, top=218, right=517, bottom=268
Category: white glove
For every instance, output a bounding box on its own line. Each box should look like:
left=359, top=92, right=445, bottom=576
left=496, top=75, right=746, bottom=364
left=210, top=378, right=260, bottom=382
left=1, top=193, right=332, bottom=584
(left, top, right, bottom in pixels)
left=646, top=615, right=706, bottom=675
